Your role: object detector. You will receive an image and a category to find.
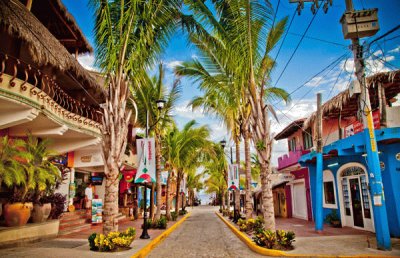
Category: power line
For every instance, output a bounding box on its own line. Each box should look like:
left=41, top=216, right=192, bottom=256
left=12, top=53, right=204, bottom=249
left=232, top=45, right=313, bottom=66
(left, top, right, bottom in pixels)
left=367, top=24, right=400, bottom=47
left=273, top=2, right=322, bottom=88
left=288, top=32, right=347, bottom=47
left=273, top=52, right=348, bottom=107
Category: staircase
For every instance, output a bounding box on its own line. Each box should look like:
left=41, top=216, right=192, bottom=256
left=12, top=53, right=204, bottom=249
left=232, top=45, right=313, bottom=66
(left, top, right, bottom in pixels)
left=58, top=210, right=91, bottom=236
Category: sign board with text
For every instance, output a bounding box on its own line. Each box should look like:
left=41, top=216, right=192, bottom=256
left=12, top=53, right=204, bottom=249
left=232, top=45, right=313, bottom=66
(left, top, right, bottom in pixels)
left=135, top=138, right=156, bottom=183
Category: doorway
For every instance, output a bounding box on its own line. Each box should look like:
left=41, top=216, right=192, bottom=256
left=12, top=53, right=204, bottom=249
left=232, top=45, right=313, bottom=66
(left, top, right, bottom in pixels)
left=349, top=178, right=364, bottom=228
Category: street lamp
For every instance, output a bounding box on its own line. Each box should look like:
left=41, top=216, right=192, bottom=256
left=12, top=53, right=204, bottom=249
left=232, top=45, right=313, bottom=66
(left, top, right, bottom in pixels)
left=140, top=99, right=165, bottom=240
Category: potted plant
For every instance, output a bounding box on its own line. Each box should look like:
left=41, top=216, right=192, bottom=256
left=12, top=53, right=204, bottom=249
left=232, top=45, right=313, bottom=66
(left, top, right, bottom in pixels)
left=325, top=209, right=341, bottom=228
left=0, top=136, right=33, bottom=227
left=23, top=135, right=60, bottom=223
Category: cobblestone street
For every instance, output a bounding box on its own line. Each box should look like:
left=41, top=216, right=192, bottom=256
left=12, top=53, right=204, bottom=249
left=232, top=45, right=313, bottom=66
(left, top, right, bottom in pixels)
left=148, top=206, right=263, bottom=258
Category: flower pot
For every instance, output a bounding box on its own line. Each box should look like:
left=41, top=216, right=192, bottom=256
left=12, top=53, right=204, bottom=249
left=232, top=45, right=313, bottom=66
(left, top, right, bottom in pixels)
left=4, top=202, right=33, bottom=227
left=32, top=203, right=52, bottom=223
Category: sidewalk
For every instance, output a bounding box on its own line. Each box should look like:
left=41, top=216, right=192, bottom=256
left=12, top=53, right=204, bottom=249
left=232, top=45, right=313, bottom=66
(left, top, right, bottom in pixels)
left=0, top=215, right=186, bottom=258
left=219, top=211, right=400, bottom=257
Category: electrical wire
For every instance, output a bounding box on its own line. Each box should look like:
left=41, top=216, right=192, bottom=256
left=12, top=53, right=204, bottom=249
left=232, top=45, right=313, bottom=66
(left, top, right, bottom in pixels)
left=273, top=1, right=322, bottom=88
left=288, top=32, right=347, bottom=48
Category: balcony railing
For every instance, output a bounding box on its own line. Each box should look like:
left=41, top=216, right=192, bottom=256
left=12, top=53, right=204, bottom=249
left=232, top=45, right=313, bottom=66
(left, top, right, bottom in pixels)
left=0, top=53, right=102, bottom=127
left=277, top=149, right=310, bottom=170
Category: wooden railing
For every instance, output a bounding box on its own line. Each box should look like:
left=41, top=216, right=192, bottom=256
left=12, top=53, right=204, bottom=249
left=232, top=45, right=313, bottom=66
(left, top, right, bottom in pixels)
left=0, top=53, right=103, bottom=127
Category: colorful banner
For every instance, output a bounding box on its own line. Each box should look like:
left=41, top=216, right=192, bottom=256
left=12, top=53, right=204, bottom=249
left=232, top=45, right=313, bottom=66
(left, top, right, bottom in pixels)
left=344, top=110, right=380, bottom=138
left=135, top=138, right=156, bottom=183
left=228, top=164, right=240, bottom=191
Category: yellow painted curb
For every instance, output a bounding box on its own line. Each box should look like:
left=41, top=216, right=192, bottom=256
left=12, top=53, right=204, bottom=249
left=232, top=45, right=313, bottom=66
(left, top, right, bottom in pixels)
left=216, top=212, right=394, bottom=258
left=131, top=212, right=191, bottom=258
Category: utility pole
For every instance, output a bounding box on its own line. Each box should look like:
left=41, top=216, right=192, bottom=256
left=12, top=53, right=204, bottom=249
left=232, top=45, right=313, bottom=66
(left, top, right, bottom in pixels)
left=315, top=93, right=323, bottom=232
left=344, top=0, right=391, bottom=251
left=289, top=0, right=391, bottom=250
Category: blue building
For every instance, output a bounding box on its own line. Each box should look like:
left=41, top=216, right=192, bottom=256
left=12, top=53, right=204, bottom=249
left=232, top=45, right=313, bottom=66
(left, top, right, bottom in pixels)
left=299, top=71, right=400, bottom=239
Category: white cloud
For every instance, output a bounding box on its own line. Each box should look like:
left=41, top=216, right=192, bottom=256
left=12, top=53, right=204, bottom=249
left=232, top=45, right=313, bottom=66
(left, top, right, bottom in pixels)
left=166, top=60, right=183, bottom=70
left=78, top=53, right=98, bottom=71
left=173, top=100, right=205, bottom=119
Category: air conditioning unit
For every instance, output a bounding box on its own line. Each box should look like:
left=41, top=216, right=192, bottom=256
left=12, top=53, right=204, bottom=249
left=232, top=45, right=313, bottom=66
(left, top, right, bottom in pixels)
left=340, top=8, right=379, bottom=39
left=349, top=80, right=361, bottom=97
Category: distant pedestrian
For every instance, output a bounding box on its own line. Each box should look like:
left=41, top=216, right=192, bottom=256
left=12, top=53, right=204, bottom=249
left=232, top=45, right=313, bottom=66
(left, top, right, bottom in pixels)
left=85, top=182, right=93, bottom=211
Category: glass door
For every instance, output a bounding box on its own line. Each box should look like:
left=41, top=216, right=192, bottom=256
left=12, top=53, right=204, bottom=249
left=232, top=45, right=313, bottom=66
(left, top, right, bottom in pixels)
left=349, top=178, right=364, bottom=228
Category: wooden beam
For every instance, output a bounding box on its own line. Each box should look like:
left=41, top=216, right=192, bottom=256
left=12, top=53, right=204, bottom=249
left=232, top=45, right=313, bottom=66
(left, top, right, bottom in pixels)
left=26, top=0, right=33, bottom=11
left=48, top=0, right=78, bottom=40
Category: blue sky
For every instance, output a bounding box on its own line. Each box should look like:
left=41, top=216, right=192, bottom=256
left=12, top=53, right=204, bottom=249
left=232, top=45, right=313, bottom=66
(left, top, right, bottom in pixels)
left=65, top=0, right=400, bottom=165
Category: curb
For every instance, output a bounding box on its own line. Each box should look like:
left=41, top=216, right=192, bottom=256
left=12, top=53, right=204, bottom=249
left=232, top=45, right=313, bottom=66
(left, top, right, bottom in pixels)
left=216, top=212, right=394, bottom=258
left=131, top=213, right=191, bottom=258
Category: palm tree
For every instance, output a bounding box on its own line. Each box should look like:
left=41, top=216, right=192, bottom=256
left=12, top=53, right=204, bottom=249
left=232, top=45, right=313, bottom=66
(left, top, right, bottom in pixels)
left=186, top=168, right=203, bottom=207
left=162, top=120, right=211, bottom=213
left=180, top=1, right=291, bottom=229
left=91, top=0, right=180, bottom=233
left=131, top=63, right=181, bottom=220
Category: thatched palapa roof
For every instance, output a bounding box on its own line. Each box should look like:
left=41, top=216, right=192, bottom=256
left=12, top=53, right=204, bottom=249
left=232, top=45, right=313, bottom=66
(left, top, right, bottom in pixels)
left=303, top=70, right=400, bottom=129
left=28, top=0, right=93, bottom=54
left=0, top=0, right=103, bottom=95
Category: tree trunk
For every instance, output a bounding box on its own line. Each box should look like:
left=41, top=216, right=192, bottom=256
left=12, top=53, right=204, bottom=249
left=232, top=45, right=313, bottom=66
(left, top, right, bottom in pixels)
left=103, top=166, right=120, bottom=234
left=175, top=172, right=181, bottom=213
left=154, top=132, right=162, bottom=220
left=221, top=190, right=226, bottom=210
left=165, top=171, right=171, bottom=220
left=244, top=126, right=253, bottom=219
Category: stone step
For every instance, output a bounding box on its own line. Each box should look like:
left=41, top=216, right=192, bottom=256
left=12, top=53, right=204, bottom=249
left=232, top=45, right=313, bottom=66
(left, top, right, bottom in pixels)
left=59, top=218, right=89, bottom=229
left=58, top=223, right=92, bottom=236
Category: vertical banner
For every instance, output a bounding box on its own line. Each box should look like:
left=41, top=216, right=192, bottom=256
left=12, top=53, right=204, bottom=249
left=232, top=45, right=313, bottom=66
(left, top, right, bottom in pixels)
left=135, top=138, right=156, bottom=183
left=180, top=177, right=186, bottom=194
left=228, top=164, right=240, bottom=190
left=92, top=199, right=103, bottom=224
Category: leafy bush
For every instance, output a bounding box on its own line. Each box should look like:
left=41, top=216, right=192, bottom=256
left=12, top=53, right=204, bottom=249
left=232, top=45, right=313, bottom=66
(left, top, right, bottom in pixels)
left=276, top=230, right=295, bottom=249
left=141, top=219, right=153, bottom=229
left=253, top=229, right=276, bottom=249
left=179, top=209, right=187, bottom=216
left=41, top=193, right=67, bottom=219
left=88, top=227, right=136, bottom=252
left=170, top=211, right=178, bottom=221
left=254, top=216, right=265, bottom=233
left=253, top=229, right=296, bottom=250
left=156, top=216, right=168, bottom=229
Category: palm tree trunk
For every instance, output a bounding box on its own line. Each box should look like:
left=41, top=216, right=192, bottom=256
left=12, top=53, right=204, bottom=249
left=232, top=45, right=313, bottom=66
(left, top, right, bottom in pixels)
left=244, top=125, right=253, bottom=219
left=154, top=133, right=162, bottom=220
left=165, top=171, right=171, bottom=220
left=221, top=190, right=226, bottom=210
left=175, top=172, right=181, bottom=213
left=103, top=164, right=120, bottom=234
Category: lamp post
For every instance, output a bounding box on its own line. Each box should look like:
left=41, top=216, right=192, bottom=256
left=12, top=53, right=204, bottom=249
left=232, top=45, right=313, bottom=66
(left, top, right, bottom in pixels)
left=140, top=99, right=165, bottom=240
left=181, top=190, right=185, bottom=212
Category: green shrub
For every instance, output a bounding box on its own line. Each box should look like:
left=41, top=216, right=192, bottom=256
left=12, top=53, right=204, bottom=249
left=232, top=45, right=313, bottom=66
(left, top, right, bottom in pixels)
left=179, top=209, right=187, bottom=216
left=170, top=211, right=178, bottom=221
left=141, top=219, right=153, bottom=229
left=253, top=229, right=276, bottom=249
left=88, top=233, right=98, bottom=251
left=254, top=216, right=265, bottom=233
left=276, top=230, right=295, bottom=249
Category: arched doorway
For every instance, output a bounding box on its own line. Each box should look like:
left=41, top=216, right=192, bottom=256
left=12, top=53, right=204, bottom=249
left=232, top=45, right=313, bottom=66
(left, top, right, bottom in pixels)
left=337, top=163, right=374, bottom=232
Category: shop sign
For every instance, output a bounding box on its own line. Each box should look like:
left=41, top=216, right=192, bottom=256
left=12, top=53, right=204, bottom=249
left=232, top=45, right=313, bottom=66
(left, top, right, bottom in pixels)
left=344, top=111, right=380, bottom=138
left=278, top=173, right=295, bottom=181
left=228, top=164, right=240, bottom=190
left=81, top=155, right=92, bottom=163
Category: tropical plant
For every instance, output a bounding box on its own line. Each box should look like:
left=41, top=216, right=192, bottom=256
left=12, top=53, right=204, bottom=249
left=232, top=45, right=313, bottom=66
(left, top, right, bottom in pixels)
left=162, top=120, right=212, bottom=214
left=23, top=134, right=60, bottom=204
left=41, top=192, right=67, bottom=219
left=276, top=230, right=296, bottom=250
left=91, top=0, right=181, bottom=233
left=253, top=229, right=277, bottom=249
left=179, top=0, right=291, bottom=229
left=131, top=63, right=181, bottom=220
left=186, top=168, right=203, bottom=207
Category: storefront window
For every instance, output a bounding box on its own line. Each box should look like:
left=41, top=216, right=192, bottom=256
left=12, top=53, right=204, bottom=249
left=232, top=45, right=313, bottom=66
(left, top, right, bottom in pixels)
left=324, top=182, right=335, bottom=204
left=323, top=170, right=337, bottom=208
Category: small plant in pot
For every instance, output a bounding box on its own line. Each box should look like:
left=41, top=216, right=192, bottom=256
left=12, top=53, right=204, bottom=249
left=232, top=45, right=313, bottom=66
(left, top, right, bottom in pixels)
left=325, top=210, right=341, bottom=228
left=23, top=135, right=60, bottom=223
left=0, top=136, right=33, bottom=227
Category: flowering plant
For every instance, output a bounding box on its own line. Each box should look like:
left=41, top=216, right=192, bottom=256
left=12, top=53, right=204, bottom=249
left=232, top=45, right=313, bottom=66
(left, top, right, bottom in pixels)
left=88, top=227, right=136, bottom=252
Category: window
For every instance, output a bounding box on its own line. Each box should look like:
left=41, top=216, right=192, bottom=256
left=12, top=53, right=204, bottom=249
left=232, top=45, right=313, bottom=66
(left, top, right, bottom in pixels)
left=288, top=137, right=296, bottom=152
left=323, top=170, right=337, bottom=208
left=303, top=128, right=313, bottom=150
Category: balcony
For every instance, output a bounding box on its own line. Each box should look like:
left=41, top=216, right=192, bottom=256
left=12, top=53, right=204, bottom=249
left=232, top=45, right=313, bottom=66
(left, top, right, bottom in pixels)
left=277, top=149, right=310, bottom=171
left=0, top=53, right=102, bottom=133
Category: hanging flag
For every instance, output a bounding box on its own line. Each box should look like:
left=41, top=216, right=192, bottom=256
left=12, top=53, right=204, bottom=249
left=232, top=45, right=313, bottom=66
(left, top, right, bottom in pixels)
left=180, top=177, right=186, bottom=194
left=228, top=164, right=240, bottom=191
left=135, top=138, right=156, bottom=183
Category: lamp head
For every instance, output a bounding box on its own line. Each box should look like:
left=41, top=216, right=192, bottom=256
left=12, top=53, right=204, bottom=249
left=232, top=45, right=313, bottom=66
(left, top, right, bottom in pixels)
left=220, top=139, right=226, bottom=148
left=156, top=99, right=166, bottom=110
